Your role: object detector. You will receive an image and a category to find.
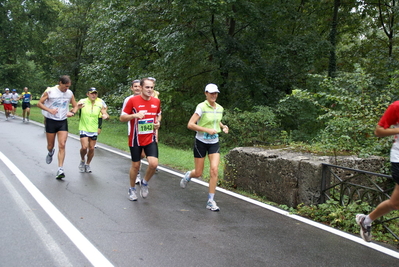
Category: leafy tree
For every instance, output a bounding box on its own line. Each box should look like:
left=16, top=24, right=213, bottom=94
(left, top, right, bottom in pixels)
left=45, top=0, right=96, bottom=95
left=293, top=66, right=393, bottom=156
left=0, top=0, right=59, bottom=92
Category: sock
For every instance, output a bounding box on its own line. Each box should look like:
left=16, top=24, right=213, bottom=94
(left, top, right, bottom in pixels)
left=364, top=215, right=373, bottom=226
left=208, top=193, right=215, bottom=201
left=58, top=166, right=63, bottom=171
left=142, top=179, right=148, bottom=185
left=130, top=187, right=136, bottom=191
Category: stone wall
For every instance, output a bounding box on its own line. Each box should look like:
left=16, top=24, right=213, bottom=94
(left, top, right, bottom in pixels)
left=223, top=147, right=386, bottom=207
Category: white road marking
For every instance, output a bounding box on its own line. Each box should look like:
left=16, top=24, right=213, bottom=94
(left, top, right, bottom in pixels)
left=0, top=152, right=114, bottom=267
left=0, top=169, right=73, bottom=267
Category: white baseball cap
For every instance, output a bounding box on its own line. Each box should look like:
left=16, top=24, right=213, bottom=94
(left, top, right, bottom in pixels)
left=204, top=83, right=220, bottom=93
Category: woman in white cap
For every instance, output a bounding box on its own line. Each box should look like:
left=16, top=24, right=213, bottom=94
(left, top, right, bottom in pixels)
left=180, top=83, right=229, bottom=211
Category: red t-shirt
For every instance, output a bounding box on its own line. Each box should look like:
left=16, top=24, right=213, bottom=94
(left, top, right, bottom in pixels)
left=122, top=95, right=161, bottom=147
left=378, top=101, right=399, bottom=129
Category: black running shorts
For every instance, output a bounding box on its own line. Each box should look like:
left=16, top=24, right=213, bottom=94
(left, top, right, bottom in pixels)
left=22, top=102, right=31, bottom=110
left=193, top=138, right=220, bottom=158
left=45, top=118, right=68, bottom=133
left=391, top=162, right=399, bottom=185
left=80, top=133, right=98, bottom=141
left=129, top=141, right=158, bottom=162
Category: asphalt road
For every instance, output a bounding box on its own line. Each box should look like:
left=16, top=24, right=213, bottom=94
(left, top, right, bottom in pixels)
left=1, top=113, right=399, bottom=267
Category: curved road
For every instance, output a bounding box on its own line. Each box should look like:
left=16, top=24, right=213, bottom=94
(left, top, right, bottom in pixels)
left=1, top=113, right=398, bottom=266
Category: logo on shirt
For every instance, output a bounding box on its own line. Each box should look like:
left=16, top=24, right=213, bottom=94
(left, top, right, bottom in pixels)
left=139, top=105, right=145, bottom=108
left=151, top=104, right=158, bottom=109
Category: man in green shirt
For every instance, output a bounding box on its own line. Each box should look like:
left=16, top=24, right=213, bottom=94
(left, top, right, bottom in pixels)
left=77, top=88, right=109, bottom=173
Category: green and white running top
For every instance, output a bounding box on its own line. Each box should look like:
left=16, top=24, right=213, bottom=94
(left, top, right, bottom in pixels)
left=78, top=97, right=105, bottom=135
left=194, top=100, right=224, bottom=144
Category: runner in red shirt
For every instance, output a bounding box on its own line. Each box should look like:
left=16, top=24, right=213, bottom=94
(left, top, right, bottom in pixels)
left=120, top=78, right=161, bottom=201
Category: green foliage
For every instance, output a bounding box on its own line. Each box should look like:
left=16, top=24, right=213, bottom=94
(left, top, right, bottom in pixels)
left=222, top=106, right=280, bottom=148
left=293, top=200, right=399, bottom=245
left=275, top=91, right=324, bottom=142
left=292, top=67, right=394, bottom=156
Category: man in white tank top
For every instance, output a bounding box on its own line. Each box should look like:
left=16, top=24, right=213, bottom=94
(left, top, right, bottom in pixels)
left=37, top=75, right=81, bottom=179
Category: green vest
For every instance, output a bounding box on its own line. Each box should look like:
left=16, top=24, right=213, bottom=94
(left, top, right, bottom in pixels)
left=197, top=100, right=223, bottom=133
left=79, top=98, right=103, bottom=133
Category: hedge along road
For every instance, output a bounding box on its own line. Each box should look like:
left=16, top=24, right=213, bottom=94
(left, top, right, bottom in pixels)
left=0, top=112, right=398, bottom=267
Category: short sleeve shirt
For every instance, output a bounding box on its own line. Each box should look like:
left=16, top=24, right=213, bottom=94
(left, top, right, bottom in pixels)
left=378, top=101, right=399, bottom=162
left=11, top=93, right=19, bottom=103
left=122, top=96, right=161, bottom=147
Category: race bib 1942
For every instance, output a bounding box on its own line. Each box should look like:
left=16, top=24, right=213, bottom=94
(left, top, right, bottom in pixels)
left=138, top=118, right=154, bottom=134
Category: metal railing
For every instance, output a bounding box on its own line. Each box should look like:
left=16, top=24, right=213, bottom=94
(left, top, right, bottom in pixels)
left=321, top=163, right=399, bottom=243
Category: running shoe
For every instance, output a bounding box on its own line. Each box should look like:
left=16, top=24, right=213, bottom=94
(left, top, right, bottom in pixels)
left=140, top=182, right=149, bottom=198
left=5, top=117, right=8, bottom=121
left=206, top=200, right=220, bottom=211
left=180, top=171, right=191, bottom=188
left=356, top=214, right=372, bottom=242
left=128, top=188, right=138, bottom=201
left=135, top=173, right=141, bottom=185
left=56, top=169, right=65, bottom=180
left=85, top=165, right=92, bottom=173
left=46, top=149, right=55, bottom=164
left=79, top=161, right=85, bottom=172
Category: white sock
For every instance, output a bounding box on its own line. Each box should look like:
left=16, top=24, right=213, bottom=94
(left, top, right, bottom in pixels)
left=208, top=193, right=215, bottom=201
left=364, top=215, right=373, bottom=226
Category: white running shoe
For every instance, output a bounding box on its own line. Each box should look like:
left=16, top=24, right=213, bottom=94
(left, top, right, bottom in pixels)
left=85, top=165, right=92, bottom=173
left=135, top=173, right=141, bottom=185
left=356, top=214, right=372, bottom=242
left=206, top=200, right=220, bottom=211
left=128, top=188, right=138, bottom=201
left=56, top=169, right=65, bottom=180
left=180, top=171, right=191, bottom=188
left=79, top=161, right=85, bottom=172
left=140, top=183, right=149, bottom=198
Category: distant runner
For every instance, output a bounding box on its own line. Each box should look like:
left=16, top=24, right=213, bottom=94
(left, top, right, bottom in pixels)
left=2, top=88, right=12, bottom=121
left=20, top=87, right=32, bottom=122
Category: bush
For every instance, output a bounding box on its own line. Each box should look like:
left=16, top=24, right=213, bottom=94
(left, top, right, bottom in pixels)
left=222, top=105, right=281, bottom=148
left=292, top=68, right=394, bottom=156
left=275, top=91, right=324, bottom=142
